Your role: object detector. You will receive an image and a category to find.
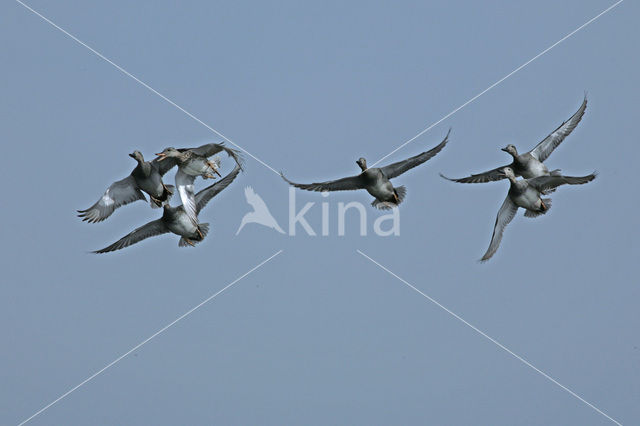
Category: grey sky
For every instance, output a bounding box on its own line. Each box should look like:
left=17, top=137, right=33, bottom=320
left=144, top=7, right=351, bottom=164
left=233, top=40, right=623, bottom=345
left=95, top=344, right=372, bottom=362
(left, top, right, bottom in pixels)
left=1, top=0, right=638, bottom=425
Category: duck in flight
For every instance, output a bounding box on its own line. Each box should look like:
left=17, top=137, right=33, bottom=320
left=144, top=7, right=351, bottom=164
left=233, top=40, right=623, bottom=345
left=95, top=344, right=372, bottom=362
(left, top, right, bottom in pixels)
left=441, top=96, right=587, bottom=183
left=481, top=166, right=596, bottom=261
left=78, top=150, right=175, bottom=223
left=281, top=130, right=450, bottom=209
left=155, top=143, right=243, bottom=227
left=93, top=162, right=242, bottom=253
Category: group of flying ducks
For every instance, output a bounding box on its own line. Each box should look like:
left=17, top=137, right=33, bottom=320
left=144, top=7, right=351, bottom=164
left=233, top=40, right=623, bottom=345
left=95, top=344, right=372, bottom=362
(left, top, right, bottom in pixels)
left=78, top=143, right=244, bottom=253
left=79, top=96, right=595, bottom=261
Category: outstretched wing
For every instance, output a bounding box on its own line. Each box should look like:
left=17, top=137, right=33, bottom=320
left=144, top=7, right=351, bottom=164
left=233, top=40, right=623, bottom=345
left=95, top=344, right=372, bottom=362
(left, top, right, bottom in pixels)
left=530, top=96, right=587, bottom=162
left=151, top=143, right=243, bottom=175
left=195, top=163, right=242, bottom=213
left=93, top=219, right=169, bottom=253
left=175, top=168, right=198, bottom=225
left=188, top=143, right=244, bottom=168
left=527, top=172, right=596, bottom=194
left=280, top=172, right=365, bottom=192
left=439, top=166, right=507, bottom=184
left=379, top=129, right=450, bottom=179
left=481, top=196, right=518, bottom=262
left=78, top=176, right=146, bottom=223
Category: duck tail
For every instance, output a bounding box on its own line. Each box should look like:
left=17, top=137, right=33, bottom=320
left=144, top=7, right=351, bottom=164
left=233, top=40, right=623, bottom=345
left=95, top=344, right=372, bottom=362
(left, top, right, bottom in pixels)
left=178, top=237, right=193, bottom=247
left=371, top=186, right=406, bottom=210
left=371, top=199, right=392, bottom=210
left=395, top=186, right=407, bottom=204
left=198, top=223, right=210, bottom=238
left=524, top=198, right=552, bottom=218
left=178, top=223, right=210, bottom=247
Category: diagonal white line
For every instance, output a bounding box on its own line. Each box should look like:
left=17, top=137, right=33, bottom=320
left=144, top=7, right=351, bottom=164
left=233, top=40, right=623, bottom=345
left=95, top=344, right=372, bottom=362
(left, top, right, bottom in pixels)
left=356, top=249, right=622, bottom=426
left=14, top=0, right=280, bottom=175
left=17, top=249, right=283, bottom=426
left=368, top=0, right=624, bottom=169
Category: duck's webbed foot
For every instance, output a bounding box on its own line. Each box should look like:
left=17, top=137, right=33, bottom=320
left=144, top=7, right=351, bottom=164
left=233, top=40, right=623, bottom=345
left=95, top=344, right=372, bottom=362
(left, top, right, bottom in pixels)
left=185, top=239, right=195, bottom=247
left=540, top=199, right=548, bottom=211
left=207, top=160, right=222, bottom=177
left=162, top=183, right=173, bottom=194
left=150, top=196, right=163, bottom=207
left=393, top=193, right=399, bottom=203
left=196, top=227, right=204, bottom=240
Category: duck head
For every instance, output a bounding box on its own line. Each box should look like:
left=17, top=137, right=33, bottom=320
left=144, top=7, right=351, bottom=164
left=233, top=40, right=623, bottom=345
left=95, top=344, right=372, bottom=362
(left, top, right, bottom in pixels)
left=502, top=166, right=517, bottom=182
left=129, top=150, right=144, bottom=163
left=501, top=144, right=518, bottom=157
left=155, top=147, right=181, bottom=161
left=356, top=157, right=368, bottom=171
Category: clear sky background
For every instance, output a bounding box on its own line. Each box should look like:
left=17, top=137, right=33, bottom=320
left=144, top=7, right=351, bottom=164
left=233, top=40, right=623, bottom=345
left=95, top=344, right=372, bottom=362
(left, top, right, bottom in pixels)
left=1, top=0, right=638, bottom=425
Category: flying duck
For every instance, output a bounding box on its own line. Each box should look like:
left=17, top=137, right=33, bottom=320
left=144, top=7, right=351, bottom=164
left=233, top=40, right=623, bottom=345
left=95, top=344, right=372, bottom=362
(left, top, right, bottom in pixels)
left=442, top=96, right=587, bottom=183
left=155, top=143, right=243, bottom=226
left=481, top=167, right=596, bottom=261
left=93, top=162, right=242, bottom=253
left=281, top=130, right=449, bottom=209
left=78, top=150, right=175, bottom=223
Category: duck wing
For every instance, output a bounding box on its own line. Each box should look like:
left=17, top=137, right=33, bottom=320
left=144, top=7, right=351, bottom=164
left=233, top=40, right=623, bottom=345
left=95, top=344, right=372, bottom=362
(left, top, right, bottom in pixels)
left=187, top=143, right=244, bottom=167
left=195, top=163, right=242, bottom=213
left=527, top=172, right=596, bottom=194
left=93, top=219, right=169, bottom=253
left=78, top=176, right=147, bottom=223
left=439, top=165, right=507, bottom=184
left=529, top=96, right=587, bottom=162
left=175, top=168, right=198, bottom=226
left=280, top=172, right=365, bottom=192
left=481, top=196, right=518, bottom=262
left=379, top=129, right=449, bottom=179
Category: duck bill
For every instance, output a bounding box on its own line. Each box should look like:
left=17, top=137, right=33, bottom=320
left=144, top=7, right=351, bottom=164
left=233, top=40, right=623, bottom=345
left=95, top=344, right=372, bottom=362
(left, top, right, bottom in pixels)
left=155, top=153, right=167, bottom=161
left=500, top=147, right=508, bottom=152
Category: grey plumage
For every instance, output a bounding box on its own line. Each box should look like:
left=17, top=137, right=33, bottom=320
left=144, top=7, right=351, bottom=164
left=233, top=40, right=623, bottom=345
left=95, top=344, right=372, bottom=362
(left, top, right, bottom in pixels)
left=442, top=96, right=587, bottom=184
left=480, top=167, right=596, bottom=261
left=281, top=130, right=449, bottom=209
left=93, top=163, right=241, bottom=253
left=78, top=151, right=174, bottom=223
left=156, top=142, right=243, bottom=226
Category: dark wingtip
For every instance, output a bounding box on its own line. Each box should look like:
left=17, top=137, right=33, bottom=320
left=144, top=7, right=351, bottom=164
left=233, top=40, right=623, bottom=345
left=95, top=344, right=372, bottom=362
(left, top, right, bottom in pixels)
left=438, top=173, right=456, bottom=182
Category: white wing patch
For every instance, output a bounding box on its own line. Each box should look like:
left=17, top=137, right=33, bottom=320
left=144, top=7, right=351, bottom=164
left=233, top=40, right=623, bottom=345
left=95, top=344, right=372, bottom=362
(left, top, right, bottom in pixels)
left=101, top=190, right=115, bottom=206
left=176, top=169, right=198, bottom=226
